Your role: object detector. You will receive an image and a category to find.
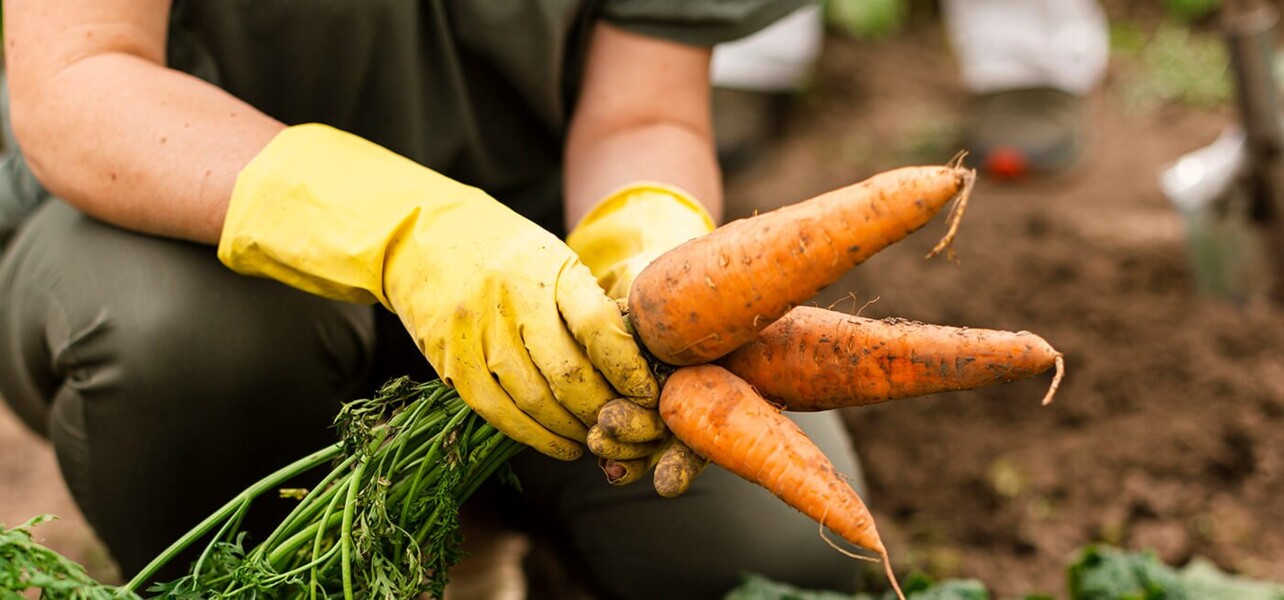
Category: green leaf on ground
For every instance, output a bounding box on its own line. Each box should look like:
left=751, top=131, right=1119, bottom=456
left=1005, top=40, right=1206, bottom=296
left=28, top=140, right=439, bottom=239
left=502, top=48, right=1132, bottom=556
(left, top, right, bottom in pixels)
left=1068, top=545, right=1187, bottom=599
left=725, top=573, right=854, bottom=600
left=825, top=0, right=908, bottom=40
left=1066, top=545, right=1284, bottom=600
left=725, top=571, right=988, bottom=600
left=1180, top=557, right=1284, bottom=600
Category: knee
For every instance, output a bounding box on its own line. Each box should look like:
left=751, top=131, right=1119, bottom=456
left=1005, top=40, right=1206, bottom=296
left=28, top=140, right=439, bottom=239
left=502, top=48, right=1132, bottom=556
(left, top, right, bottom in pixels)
left=673, top=479, right=863, bottom=596
left=107, top=278, right=375, bottom=397
left=40, top=273, right=377, bottom=575
left=3, top=203, right=377, bottom=400
left=571, top=468, right=863, bottom=599
left=716, top=510, right=863, bottom=593
left=537, top=412, right=868, bottom=599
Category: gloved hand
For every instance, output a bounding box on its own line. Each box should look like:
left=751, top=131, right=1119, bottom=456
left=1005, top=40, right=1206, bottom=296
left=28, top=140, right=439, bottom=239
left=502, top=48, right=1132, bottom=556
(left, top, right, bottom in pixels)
left=567, top=183, right=715, bottom=301
left=567, top=183, right=715, bottom=490
left=219, top=124, right=658, bottom=460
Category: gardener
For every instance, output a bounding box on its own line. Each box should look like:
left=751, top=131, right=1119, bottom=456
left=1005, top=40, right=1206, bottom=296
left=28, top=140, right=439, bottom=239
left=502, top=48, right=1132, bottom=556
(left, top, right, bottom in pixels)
left=0, top=1, right=865, bottom=597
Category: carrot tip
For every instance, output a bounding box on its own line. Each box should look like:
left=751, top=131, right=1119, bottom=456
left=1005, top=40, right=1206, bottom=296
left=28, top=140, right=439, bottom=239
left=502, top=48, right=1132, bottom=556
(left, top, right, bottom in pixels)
left=813, top=480, right=904, bottom=600
left=925, top=168, right=976, bottom=261
left=1041, top=354, right=1066, bottom=406
left=816, top=519, right=879, bottom=563
left=881, top=548, right=907, bottom=600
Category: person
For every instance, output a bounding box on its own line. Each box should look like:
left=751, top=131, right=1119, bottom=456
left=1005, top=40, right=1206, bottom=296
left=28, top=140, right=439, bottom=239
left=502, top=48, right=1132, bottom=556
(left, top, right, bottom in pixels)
left=0, top=1, right=865, bottom=598
left=702, top=0, right=1110, bottom=180
left=942, top=0, right=1110, bottom=177
left=709, top=3, right=824, bottom=170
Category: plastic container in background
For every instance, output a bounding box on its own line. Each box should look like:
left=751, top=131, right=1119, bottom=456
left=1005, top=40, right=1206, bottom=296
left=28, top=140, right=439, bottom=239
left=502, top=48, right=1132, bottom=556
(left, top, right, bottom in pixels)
left=1160, top=126, right=1271, bottom=302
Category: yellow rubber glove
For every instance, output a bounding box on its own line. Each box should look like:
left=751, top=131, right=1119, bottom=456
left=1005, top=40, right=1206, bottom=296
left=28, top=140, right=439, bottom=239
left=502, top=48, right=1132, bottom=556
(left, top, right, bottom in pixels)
left=220, top=124, right=658, bottom=460
left=567, top=183, right=714, bottom=489
left=567, top=183, right=715, bottom=300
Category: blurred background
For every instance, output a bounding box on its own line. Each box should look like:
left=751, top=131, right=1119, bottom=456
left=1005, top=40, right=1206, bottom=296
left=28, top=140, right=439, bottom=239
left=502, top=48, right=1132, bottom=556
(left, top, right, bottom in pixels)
left=4, top=0, right=1284, bottom=598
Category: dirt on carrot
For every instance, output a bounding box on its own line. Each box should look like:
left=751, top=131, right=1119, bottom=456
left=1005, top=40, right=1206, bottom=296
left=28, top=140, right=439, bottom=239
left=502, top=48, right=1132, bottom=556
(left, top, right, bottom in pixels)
left=628, top=163, right=974, bottom=366
left=717, top=305, right=1064, bottom=410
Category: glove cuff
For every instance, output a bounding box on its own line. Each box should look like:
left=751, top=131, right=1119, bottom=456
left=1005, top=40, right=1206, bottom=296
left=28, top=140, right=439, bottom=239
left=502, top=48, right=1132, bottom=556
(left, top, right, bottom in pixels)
left=219, top=123, right=490, bottom=307
left=567, top=182, right=715, bottom=297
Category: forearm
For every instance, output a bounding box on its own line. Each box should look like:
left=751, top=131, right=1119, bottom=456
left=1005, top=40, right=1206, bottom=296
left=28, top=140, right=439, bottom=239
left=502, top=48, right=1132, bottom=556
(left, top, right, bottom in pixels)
left=563, top=22, right=724, bottom=229
left=564, top=120, right=722, bottom=227
left=9, top=43, right=282, bottom=244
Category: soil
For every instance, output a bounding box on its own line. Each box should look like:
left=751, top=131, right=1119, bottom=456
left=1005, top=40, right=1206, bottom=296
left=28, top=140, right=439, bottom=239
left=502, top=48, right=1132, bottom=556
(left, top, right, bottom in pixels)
left=4, top=13, right=1284, bottom=600
left=722, top=19, right=1284, bottom=599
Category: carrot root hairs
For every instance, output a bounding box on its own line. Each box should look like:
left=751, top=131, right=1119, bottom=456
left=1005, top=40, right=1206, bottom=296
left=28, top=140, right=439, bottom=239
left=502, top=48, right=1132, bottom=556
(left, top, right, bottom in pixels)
left=1043, top=354, right=1066, bottom=406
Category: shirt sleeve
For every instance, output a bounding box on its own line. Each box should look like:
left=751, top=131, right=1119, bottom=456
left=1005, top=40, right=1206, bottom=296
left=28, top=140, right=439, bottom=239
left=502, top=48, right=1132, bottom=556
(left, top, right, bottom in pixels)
left=600, top=0, right=814, bottom=47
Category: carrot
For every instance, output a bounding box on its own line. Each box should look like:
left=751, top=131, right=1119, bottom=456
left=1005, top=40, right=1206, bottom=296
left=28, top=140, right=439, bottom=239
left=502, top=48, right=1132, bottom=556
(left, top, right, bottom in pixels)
left=629, top=164, right=974, bottom=366
left=659, top=364, right=905, bottom=600
left=717, top=306, right=1065, bottom=409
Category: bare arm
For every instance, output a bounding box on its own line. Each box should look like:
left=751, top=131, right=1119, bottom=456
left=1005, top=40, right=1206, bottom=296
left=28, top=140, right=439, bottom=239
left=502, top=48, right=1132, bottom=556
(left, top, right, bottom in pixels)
left=564, top=22, right=723, bottom=228
left=4, top=0, right=284, bottom=244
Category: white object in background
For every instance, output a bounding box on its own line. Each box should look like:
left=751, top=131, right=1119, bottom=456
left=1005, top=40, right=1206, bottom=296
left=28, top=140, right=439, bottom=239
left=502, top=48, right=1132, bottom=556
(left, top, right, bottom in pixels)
left=1160, top=126, right=1262, bottom=301
left=1161, top=126, right=1247, bottom=214
left=941, top=0, right=1110, bottom=94
left=711, top=4, right=823, bottom=93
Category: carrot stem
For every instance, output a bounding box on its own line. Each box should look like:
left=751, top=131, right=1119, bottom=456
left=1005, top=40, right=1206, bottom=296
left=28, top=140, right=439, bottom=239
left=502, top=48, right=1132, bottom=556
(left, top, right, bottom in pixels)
left=122, top=443, right=343, bottom=593
left=340, top=460, right=365, bottom=600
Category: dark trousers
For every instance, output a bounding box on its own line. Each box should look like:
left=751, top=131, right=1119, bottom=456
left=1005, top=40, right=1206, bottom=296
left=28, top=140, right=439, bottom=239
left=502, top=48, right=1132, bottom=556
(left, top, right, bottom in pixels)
left=0, top=201, right=866, bottom=599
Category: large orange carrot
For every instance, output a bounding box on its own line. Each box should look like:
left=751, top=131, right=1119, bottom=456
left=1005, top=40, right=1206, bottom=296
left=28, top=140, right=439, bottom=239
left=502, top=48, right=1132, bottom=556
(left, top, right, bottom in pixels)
left=717, top=306, right=1065, bottom=409
left=629, top=164, right=974, bottom=366
left=659, top=364, right=905, bottom=600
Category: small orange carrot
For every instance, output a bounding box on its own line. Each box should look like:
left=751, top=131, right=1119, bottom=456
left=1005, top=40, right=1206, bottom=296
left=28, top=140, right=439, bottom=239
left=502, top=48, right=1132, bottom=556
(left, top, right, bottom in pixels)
left=659, top=364, right=905, bottom=600
left=629, top=164, right=974, bottom=366
left=717, top=306, right=1065, bottom=409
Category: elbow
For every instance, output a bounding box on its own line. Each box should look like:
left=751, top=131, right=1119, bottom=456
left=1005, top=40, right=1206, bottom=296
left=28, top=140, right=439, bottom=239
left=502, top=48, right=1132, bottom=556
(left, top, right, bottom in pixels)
left=6, top=51, right=136, bottom=195
left=3, top=15, right=168, bottom=202
left=6, top=58, right=107, bottom=200
left=4, top=36, right=82, bottom=195
left=7, top=89, right=56, bottom=187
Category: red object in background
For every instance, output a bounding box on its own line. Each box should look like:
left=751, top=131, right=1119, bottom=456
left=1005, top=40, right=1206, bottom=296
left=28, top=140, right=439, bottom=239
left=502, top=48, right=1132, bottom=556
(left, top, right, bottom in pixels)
left=985, top=147, right=1029, bottom=180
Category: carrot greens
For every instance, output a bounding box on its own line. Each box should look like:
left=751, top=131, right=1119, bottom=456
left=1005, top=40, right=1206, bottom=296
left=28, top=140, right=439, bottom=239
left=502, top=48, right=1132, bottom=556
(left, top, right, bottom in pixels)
left=0, top=377, right=521, bottom=600
left=1, top=515, right=136, bottom=599
left=141, top=377, right=522, bottom=599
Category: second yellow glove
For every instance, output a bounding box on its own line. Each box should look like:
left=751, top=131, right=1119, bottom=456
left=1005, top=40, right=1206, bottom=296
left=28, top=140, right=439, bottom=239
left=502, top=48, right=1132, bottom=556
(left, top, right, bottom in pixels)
left=567, top=183, right=715, bottom=300
left=567, top=183, right=715, bottom=491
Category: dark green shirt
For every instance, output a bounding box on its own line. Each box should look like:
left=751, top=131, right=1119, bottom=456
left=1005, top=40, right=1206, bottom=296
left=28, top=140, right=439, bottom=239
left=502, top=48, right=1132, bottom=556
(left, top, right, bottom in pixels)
left=0, top=0, right=807, bottom=240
